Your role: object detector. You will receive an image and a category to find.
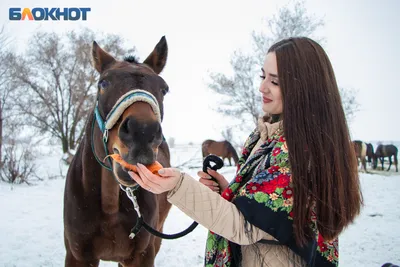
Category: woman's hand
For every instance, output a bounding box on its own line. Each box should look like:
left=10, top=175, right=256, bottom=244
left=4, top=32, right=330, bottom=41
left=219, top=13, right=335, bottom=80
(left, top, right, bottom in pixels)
left=128, top=163, right=182, bottom=194
left=198, top=168, right=229, bottom=193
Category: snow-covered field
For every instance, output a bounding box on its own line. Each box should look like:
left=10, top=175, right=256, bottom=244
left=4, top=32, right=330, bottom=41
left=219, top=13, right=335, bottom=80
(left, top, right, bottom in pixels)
left=0, top=144, right=399, bottom=267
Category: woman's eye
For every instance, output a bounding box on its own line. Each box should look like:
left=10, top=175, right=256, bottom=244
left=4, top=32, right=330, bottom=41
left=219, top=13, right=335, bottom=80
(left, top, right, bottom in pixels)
left=259, top=75, right=266, bottom=80
left=98, top=80, right=110, bottom=90
left=271, top=80, right=279, bottom=86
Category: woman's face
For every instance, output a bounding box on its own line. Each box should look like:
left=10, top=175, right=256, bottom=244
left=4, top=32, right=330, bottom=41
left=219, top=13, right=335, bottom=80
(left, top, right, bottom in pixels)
left=259, top=52, right=283, bottom=115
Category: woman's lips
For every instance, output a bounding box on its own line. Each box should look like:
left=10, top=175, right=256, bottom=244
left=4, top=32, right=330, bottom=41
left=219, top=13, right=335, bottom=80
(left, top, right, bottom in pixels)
left=263, top=97, right=272, bottom=103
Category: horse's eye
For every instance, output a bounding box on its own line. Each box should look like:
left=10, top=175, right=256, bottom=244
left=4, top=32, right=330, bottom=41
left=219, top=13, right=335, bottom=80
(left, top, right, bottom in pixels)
left=98, top=80, right=110, bottom=90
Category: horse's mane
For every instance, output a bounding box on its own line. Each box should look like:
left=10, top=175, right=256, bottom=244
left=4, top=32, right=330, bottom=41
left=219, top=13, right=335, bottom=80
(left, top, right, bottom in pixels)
left=124, top=55, right=139, bottom=64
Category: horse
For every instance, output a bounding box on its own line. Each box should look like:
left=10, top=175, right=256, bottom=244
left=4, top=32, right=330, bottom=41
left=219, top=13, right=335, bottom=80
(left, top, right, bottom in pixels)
left=202, top=139, right=239, bottom=166
left=373, top=144, right=398, bottom=172
left=366, top=143, right=375, bottom=165
left=63, top=36, right=172, bottom=266
left=352, top=140, right=368, bottom=172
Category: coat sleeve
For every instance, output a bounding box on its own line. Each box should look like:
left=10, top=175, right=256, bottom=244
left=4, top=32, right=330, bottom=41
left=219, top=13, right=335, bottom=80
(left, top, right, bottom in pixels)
left=167, top=173, right=276, bottom=245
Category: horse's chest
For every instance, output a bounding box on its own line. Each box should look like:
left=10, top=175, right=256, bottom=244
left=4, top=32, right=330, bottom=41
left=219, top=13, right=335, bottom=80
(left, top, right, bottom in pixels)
left=92, top=214, right=146, bottom=260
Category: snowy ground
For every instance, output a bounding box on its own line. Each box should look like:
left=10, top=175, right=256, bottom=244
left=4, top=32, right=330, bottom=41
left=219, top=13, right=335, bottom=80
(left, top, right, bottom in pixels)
left=0, top=144, right=399, bottom=267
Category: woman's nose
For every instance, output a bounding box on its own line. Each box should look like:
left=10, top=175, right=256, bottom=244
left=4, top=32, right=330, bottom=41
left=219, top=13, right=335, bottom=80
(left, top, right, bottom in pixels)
left=259, top=80, right=268, bottom=93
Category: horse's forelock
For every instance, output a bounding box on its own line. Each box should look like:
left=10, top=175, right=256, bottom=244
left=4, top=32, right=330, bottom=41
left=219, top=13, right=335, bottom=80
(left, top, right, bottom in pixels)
left=123, top=55, right=139, bottom=64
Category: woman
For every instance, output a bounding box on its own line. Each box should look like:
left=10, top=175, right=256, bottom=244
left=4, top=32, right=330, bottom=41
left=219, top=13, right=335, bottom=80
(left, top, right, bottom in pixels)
left=129, top=37, right=363, bottom=267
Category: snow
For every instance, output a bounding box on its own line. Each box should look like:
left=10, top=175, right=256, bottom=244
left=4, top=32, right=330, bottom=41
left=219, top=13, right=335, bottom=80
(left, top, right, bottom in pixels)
left=0, top=144, right=399, bottom=267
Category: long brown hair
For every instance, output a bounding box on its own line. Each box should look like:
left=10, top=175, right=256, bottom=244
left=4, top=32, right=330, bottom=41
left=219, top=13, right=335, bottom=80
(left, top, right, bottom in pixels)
left=268, top=37, right=363, bottom=246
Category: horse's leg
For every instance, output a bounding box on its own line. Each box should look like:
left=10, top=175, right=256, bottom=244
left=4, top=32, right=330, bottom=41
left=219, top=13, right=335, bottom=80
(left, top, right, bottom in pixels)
left=228, top=157, right=232, bottom=166
left=380, top=157, right=384, bottom=170
left=362, top=157, right=367, bottom=172
left=387, top=156, right=392, bottom=171
left=121, top=245, right=156, bottom=267
left=395, top=155, right=398, bottom=172
left=65, top=249, right=99, bottom=267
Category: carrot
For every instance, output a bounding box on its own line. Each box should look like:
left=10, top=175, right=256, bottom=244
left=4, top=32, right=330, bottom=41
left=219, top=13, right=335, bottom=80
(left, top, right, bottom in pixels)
left=105, top=154, right=163, bottom=176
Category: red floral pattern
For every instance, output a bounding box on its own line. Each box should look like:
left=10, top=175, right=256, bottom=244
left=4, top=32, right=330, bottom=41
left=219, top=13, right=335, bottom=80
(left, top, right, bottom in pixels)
left=205, top=127, right=338, bottom=267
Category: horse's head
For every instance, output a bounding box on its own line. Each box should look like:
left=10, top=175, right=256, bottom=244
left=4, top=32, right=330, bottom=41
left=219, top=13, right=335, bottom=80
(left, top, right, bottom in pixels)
left=92, top=36, right=168, bottom=186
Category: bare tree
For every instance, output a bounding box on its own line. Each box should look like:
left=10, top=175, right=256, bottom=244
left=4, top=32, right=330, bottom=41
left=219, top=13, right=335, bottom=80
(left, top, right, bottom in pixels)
left=0, top=25, right=19, bottom=164
left=339, top=87, right=359, bottom=122
left=221, top=128, right=233, bottom=143
left=0, top=122, right=37, bottom=184
left=208, top=0, right=358, bottom=130
left=10, top=28, right=135, bottom=153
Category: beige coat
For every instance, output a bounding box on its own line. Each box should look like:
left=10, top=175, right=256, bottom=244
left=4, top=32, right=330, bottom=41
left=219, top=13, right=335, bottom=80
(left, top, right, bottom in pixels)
left=167, top=120, right=306, bottom=267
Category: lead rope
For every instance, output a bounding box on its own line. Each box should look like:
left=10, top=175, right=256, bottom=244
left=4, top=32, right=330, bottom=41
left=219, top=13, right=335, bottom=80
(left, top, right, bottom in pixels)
left=122, top=155, right=224, bottom=240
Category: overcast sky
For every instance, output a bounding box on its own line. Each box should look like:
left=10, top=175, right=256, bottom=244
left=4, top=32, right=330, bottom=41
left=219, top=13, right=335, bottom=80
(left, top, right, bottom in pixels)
left=1, top=0, right=399, bottom=144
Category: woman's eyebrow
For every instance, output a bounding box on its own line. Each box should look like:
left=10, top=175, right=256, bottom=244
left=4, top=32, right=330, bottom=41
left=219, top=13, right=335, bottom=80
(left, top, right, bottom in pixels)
left=261, top=68, right=278, bottom=78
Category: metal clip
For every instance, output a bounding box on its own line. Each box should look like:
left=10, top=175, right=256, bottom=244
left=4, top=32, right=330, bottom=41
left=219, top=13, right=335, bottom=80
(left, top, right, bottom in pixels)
left=129, top=233, right=136, bottom=239
left=103, top=129, right=109, bottom=143
left=126, top=187, right=141, bottom=218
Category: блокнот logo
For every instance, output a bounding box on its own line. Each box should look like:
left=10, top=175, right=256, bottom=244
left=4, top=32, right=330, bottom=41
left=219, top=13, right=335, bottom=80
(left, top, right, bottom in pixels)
left=9, top=8, right=91, bottom=21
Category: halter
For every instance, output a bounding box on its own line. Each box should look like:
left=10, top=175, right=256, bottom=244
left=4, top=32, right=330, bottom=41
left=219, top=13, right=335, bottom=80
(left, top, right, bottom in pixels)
left=95, top=89, right=161, bottom=144
left=92, top=89, right=161, bottom=173
left=91, top=89, right=199, bottom=240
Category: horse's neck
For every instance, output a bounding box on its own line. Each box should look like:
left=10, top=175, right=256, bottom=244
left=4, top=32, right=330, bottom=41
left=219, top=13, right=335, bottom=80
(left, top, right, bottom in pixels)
left=101, top=168, right=121, bottom=215
left=80, top=114, right=121, bottom=215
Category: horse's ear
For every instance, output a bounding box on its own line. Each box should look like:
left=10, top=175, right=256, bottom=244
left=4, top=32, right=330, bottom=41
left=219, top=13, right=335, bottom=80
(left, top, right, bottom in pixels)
left=92, top=41, right=116, bottom=73
left=143, top=36, right=168, bottom=74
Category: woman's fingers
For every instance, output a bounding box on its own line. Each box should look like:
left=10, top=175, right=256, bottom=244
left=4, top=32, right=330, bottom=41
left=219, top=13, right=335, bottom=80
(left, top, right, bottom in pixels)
left=206, top=168, right=223, bottom=181
left=199, top=178, right=219, bottom=187
left=136, top=164, right=163, bottom=188
left=197, top=171, right=211, bottom=179
left=199, top=177, right=220, bottom=192
left=158, top=167, right=181, bottom=178
left=129, top=171, right=146, bottom=188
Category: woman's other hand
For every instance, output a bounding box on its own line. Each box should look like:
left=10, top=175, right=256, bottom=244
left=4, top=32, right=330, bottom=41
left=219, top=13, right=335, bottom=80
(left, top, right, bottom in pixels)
left=198, top=169, right=229, bottom=193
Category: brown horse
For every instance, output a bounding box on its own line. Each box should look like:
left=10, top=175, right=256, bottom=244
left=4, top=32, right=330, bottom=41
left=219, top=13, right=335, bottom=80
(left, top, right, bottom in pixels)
left=63, top=37, right=172, bottom=266
left=352, top=140, right=368, bottom=172
left=202, top=139, right=239, bottom=166
left=373, top=144, right=398, bottom=172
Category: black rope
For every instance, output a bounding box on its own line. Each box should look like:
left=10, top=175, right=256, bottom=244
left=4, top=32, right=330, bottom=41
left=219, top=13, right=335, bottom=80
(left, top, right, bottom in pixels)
left=127, top=155, right=224, bottom=240
left=92, top=103, right=226, bottom=240
left=143, top=221, right=199, bottom=239
left=129, top=216, right=144, bottom=239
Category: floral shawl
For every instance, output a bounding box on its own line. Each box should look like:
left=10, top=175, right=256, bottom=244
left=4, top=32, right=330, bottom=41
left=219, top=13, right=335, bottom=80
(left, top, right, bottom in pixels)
left=204, top=127, right=338, bottom=267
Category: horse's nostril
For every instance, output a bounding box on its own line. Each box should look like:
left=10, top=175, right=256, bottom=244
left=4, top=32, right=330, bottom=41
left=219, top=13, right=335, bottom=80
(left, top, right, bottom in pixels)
left=148, top=135, right=155, bottom=143
left=113, top=148, right=119, bottom=154
left=121, top=119, right=130, bottom=135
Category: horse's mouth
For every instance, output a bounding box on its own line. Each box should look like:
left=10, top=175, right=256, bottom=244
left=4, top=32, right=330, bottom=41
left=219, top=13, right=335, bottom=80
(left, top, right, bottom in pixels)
left=114, top=163, right=138, bottom=187
left=111, top=148, right=138, bottom=187
left=111, top=147, right=158, bottom=187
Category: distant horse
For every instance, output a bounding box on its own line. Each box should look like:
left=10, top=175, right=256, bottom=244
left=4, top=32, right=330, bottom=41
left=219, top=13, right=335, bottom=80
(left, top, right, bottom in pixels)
left=352, top=140, right=368, bottom=172
left=202, top=139, right=239, bottom=166
left=64, top=37, right=172, bottom=266
left=373, top=144, right=398, bottom=172
left=366, top=143, right=375, bottom=165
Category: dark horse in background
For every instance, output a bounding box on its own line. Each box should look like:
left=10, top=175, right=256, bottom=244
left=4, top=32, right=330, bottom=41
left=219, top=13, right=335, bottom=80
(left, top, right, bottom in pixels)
left=353, top=140, right=368, bottom=172
left=202, top=139, right=239, bottom=166
left=366, top=143, right=375, bottom=166
left=64, top=37, right=172, bottom=266
left=373, top=144, right=398, bottom=172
